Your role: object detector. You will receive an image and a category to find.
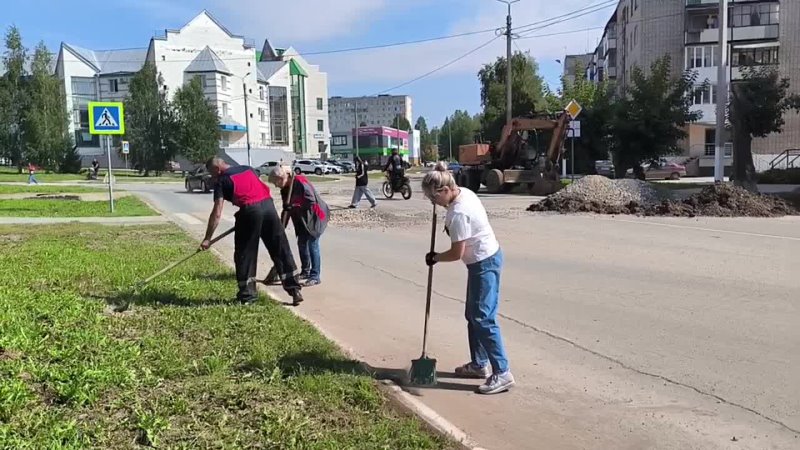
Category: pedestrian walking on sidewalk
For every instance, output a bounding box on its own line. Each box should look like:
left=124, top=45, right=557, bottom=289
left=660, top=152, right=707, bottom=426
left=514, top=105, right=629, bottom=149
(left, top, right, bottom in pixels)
left=27, top=163, right=39, bottom=185
left=421, top=161, right=515, bottom=395
left=349, top=156, right=376, bottom=208
left=268, top=165, right=329, bottom=287
left=200, top=157, right=303, bottom=306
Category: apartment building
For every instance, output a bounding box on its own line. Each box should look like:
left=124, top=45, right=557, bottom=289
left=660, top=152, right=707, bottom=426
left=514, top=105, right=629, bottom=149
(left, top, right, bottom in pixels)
left=585, top=0, right=799, bottom=173
left=562, top=53, right=593, bottom=86
left=328, top=94, right=413, bottom=139
left=54, top=10, right=329, bottom=167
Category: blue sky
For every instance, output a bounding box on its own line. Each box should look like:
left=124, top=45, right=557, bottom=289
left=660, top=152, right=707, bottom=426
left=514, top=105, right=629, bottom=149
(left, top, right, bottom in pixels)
left=2, top=0, right=612, bottom=128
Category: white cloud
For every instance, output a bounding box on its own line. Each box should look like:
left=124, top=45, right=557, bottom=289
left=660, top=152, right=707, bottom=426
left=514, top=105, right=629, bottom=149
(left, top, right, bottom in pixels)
left=210, top=0, right=390, bottom=43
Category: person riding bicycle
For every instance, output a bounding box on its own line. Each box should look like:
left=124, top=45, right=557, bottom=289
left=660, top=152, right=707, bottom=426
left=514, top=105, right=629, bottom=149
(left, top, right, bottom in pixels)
left=383, top=149, right=405, bottom=191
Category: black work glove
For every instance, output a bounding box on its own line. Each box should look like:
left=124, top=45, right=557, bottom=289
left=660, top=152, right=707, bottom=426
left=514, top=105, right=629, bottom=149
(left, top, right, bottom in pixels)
left=425, top=252, right=438, bottom=267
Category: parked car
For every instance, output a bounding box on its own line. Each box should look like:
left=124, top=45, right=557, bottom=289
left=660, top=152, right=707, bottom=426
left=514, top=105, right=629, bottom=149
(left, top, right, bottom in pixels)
left=185, top=165, right=213, bottom=193
left=255, top=161, right=279, bottom=176
left=165, top=160, right=180, bottom=172
left=315, top=160, right=340, bottom=174
left=594, top=160, right=615, bottom=178
left=447, top=161, right=462, bottom=177
left=626, top=159, right=687, bottom=180
left=329, top=160, right=353, bottom=173
left=293, top=159, right=327, bottom=175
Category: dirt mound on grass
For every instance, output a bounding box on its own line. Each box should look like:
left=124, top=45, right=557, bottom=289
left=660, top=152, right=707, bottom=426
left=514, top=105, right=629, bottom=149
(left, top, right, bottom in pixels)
left=642, top=184, right=796, bottom=218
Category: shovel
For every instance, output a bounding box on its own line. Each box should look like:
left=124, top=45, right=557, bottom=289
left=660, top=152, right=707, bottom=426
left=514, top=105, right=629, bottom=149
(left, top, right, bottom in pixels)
left=409, top=203, right=438, bottom=386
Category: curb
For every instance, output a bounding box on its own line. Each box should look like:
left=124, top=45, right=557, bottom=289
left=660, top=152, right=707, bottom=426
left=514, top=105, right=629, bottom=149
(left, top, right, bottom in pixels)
left=130, top=191, right=486, bottom=450
left=256, top=284, right=486, bottom=450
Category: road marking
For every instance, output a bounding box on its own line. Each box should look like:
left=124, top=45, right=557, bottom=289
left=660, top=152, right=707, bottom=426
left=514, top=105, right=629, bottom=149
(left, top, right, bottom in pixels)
left=174, top=213, right=202, bottom=225
left=601, top=217, right=800, bottom=242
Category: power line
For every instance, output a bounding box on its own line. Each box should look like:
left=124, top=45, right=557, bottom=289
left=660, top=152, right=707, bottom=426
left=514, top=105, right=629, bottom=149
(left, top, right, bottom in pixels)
left=515, top=2, right=618, bottom=38
left=515, top=26, right=605, bottom=40
left=512, top=0, right=617, bottom=34
left=372, top=36, right=502, bottom=96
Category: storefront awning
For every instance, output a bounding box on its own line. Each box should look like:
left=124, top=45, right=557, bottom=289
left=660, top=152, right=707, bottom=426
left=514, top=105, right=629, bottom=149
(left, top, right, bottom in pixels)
left=219, top=116, right=247, bottom=132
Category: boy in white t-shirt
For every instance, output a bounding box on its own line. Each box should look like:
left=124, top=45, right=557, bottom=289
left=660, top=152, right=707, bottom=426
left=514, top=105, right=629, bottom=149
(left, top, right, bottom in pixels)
left=422, top=162, right=514, bottom=395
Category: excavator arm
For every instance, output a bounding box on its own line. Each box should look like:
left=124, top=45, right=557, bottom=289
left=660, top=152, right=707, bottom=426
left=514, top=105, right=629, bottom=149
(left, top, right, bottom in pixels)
left=492, top=113, right=570, bottom=169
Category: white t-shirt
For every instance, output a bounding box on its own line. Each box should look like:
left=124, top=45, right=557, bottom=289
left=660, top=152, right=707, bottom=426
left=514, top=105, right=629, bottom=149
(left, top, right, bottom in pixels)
left=445, top=188, right=500, bottom=265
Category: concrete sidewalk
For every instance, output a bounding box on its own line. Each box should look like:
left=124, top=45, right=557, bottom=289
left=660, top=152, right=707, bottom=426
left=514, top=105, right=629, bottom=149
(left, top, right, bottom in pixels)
left=130, top=185, right=800, bottom=450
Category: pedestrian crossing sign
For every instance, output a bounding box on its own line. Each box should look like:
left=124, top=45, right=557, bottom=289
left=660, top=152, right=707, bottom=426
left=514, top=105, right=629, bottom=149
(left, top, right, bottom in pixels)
left=88, top=102, right=125, bottom=135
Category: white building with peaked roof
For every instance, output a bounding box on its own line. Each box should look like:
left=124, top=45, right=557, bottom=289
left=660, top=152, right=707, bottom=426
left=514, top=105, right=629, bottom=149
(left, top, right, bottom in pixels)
left=54, top=10, right=329, bottom=167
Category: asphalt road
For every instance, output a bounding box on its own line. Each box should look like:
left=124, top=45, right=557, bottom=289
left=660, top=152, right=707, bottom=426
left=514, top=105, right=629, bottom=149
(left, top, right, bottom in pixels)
left=126, top=178, right=800, bottom=450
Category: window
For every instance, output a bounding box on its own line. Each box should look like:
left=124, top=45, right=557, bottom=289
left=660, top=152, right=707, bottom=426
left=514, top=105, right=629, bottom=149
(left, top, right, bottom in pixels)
left=634, top=25, right=638, bottom=47
left=221, top=103, right=230, bottom=117
left=269, top=86, right=289, bottom=144
left=109, top=79, right=119, bottom=93
left=732, top=46, right=779, bottom=67
left=316, top=97, right=323, bottom=110
left=259, top=85, right=265, bottom=100
left=221, top=75, right=229, bottom=91
left=731, top=3, right=779, bottom=27
left=259, top=108, right=266, bottom=122
left=332, top=135, right=348, bottom=146
left=317, top=120, right=324, bottom=132
left=686, top=46, right=717, bottom=69
left=260, top=133, right=267, bottom=146
left=692, top=84, right=715, bottom=105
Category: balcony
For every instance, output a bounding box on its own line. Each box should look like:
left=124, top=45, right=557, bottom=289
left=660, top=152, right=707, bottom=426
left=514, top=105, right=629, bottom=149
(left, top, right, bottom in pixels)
left=686, top=24, right=779, bottom=44
left=686, top=0, right=718, bottom=7
left=605, top=37, right=617, bottom=52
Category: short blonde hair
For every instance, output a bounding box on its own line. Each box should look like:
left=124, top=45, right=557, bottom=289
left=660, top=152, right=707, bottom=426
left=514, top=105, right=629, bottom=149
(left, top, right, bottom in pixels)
left=268, top=165, right=291, bottom=185
left=421, top=161, right=457, bottom=198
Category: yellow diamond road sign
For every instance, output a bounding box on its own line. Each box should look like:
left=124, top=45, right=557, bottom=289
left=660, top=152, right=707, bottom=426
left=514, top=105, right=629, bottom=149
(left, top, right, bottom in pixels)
left=565, top=99, right=583, bottom=120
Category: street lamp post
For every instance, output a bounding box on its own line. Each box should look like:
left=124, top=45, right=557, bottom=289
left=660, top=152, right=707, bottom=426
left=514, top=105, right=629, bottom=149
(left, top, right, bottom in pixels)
left=240, top=72, right=253, bottom=167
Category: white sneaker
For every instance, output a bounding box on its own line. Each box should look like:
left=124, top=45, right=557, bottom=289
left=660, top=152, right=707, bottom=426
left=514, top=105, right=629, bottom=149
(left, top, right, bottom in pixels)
left=478, top=371, right=515, bottom=395
left=454, top=362, right=491, bottom=379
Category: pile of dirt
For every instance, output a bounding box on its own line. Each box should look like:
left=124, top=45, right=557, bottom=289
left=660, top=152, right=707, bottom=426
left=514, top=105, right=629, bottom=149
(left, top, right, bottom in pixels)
left=530, top=180, right=797, bottom=217
left=528, top=175, right=660, bottom=214
left=641, top=184, right=797, bottom=218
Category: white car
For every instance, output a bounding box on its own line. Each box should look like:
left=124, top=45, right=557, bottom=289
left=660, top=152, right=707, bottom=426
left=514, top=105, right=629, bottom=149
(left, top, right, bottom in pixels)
left=293, top=160, right=327, bottom=175
left=316, top=160, right=341, bottom=174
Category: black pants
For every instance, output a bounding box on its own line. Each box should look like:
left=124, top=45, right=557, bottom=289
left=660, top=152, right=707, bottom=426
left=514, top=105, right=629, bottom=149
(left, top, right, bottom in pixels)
left=234, top=199, right=301, bottom=301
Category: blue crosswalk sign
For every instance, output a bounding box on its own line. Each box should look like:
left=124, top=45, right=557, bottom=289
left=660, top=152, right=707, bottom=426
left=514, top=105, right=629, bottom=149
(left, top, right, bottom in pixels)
left=88, top=102, right=125, bottom=135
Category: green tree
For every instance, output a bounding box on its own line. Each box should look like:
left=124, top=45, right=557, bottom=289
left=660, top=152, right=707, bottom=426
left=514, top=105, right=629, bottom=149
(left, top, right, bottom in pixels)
left=728, top=67, right=800, bottom=192
left=125, top=63, right=178, bottom=176
left=610, top=56, right=699, bottom=178
left=0, top=26, right=28, bottom=172
left=543, top=75, right=615, bottom=173
left=438, top=110, right=478, bottom=161
left=478, top=51, right=546, bottom=144
left=23, top=42, right=74, bottom=172
left=389, top=114, right=412, bottom=131
left=174, top=76, right=220, bottom=163
left=416, top=116, right=436, bottom=161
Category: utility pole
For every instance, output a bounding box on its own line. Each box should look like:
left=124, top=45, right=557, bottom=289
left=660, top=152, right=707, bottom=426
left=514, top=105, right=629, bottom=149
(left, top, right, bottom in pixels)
left=498, top=0, right=519, bottom=125
left=353, top=101, right=359, bottom=157
left=714, top=0, right=729, bottom=183
left=242, top=78, right=252, bottom=167
left=448, top=118, right=453, bottom=161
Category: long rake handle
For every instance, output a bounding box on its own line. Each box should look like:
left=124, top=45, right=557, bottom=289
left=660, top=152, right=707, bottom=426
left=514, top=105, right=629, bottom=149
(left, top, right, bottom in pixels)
left=139, top=226, right=235, bottom=287
left=421, top=204, right=437, bottom=357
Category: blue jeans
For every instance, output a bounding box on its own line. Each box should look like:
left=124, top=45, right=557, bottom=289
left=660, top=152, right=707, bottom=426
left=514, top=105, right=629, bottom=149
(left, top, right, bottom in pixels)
left=297, top=232, right=321, bottom=281
left=28, top=174, right=38, bottom=184
left=465, top=249, right=509, bottom=374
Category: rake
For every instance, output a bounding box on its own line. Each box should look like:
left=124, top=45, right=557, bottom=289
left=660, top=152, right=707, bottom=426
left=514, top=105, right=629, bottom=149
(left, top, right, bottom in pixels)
left=109, top=227, right=235, bottom=312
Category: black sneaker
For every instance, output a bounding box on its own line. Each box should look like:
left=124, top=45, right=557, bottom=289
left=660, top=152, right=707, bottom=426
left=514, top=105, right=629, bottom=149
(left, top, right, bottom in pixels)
left=239, top=297, right=258, bottom=306
left=291, top=290, right=304, bottom=306
left=298, top=272, right=311, bottom=280
left=348, top=205, right=356, bottom=209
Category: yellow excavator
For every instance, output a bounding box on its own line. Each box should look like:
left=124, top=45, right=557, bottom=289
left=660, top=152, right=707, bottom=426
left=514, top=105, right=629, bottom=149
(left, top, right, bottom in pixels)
left=457, top=113, right=570, bottom=195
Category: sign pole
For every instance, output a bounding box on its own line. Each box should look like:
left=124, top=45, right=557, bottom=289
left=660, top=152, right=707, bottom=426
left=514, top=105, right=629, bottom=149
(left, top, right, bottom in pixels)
left=89, top=101, right=124, bottom=213
left=570, top=136, right=575, bottom=182
left=106, top=135, right=115, bottom=213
